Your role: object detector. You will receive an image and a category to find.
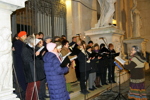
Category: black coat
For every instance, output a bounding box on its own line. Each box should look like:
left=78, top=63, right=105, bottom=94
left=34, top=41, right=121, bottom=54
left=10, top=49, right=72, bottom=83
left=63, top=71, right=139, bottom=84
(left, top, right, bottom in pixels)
left=35, top=46, right=46, bottom=78
left=99, top=47, right=110, bottom=67
left=108, top=49, right=116, bottom=67
left=21, top=44, right=45, bottom=83
left=86, top=51, right=98, bottom=73
left=77, top=50, right=91, bottom=72
left=70, top=44, right=81, bottom=56
left=14, top=40, right=27, bottom=91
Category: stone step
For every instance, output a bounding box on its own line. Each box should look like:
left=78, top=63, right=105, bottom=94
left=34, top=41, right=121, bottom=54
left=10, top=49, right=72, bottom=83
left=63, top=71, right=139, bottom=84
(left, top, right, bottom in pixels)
left=0, top=93, right=19, bottom=100
left=0, top=88, right=19, bottom=100
left=0, top=88, right=14, bottom=97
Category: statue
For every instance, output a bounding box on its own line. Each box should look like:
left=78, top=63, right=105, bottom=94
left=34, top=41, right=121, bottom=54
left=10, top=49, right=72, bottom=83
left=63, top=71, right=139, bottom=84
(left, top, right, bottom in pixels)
left=0, top=27, right=13, bottom=92
left=131, top=0, right=142, bottom=37
left=95, top=0, right=116, bottom=28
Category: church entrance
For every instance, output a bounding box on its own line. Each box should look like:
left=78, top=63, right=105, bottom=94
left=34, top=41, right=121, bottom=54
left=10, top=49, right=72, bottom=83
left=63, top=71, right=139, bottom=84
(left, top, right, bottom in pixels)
left=11, top=0, right=67, bottom=37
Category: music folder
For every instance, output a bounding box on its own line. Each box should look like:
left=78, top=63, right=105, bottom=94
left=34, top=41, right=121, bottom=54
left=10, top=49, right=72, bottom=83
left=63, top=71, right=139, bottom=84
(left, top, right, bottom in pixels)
left=60, top=55, right=77, bottom=68
left=115, top=56, right=126, bottom=65
left=60, top=56, right=71, bottom=67
left=114, top=61, right=123, bottom=70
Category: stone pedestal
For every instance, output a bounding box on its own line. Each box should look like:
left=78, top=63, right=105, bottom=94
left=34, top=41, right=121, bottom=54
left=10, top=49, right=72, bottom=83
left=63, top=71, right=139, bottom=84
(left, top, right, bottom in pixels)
left=0, top=0, right=26, bottom=100
left=0, top=89, right=19, bottom=100
left=85, top=26, right=124, bottom=53
left=85, top=26, right=129, bottom=84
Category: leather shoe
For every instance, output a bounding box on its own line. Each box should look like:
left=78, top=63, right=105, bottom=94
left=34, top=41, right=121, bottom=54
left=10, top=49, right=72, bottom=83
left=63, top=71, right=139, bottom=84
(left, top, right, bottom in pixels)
left=89, top=88, right=94, bottom=91
left=92, top=86, right=97, bottom=89
left=80, top=90, right=90, bottom=94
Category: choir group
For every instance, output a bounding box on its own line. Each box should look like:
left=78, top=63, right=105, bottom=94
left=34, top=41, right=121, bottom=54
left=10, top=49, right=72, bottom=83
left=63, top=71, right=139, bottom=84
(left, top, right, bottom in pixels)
left=12, top=31, right=147, bottom=100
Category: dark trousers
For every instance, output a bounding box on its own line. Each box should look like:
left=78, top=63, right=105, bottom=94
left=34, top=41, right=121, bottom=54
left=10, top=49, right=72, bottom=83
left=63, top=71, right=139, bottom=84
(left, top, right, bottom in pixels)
left=80, top=71, right=89, bottom=91
left=102, top=66, right=108, bottom=84
left=39, top=79, right=46, bottom=100
left=25, top=81, right=40, bottom=100
left=75, top=60, right=80, bottom=80
left=98, top=73, right=104, bottom=85
left=108, top=65, right=115, bottom=82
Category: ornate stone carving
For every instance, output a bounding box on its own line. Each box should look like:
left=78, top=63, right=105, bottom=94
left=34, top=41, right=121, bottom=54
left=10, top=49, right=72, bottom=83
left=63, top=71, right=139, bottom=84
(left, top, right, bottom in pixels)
left=95, top=0, right=116, bottom=28
left=0, top=27, right=12, bottom=92
left=131, top=0, right=142, bottom=37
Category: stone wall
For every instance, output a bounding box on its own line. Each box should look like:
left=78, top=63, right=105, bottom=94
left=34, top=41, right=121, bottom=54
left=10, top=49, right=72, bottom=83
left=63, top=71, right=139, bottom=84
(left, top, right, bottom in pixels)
left=66, top=0, right=97, bottom=42
left=137, top=0, right=150, bottom=53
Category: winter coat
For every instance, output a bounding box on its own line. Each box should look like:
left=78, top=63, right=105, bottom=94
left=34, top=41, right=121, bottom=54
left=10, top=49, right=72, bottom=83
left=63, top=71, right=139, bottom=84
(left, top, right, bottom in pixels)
left=78, top=49, right=91, bottom=72
left=43, top=52, right=70, bottom=100
left=61, top=47, right=77, bottom=83
left=13, top=40, right=27, bottom=90
left=21, top=44, right=45, bottom=83
left=35, top=46, right=46, bottom=79
left=124, top=54, right=146, bottom=82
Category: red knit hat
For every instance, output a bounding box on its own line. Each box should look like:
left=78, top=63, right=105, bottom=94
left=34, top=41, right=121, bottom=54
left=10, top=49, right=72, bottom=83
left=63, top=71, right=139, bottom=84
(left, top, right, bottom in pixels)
left=18, top=31, right=27, bottom=37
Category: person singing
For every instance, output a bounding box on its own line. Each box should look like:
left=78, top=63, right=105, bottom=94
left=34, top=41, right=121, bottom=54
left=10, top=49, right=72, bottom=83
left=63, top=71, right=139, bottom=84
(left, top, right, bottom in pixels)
left=43, top=42, right=70, bottom=100
left=124, top=46, right=147, bottom=100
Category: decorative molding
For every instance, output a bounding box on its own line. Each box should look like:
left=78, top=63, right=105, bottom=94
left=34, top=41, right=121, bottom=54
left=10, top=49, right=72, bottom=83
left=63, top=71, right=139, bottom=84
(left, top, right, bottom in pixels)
left=0, top=0, right=26, bottom=11
left=123, top=37, right=148, bottom=44
left=85, top=26, right=125, bottom=36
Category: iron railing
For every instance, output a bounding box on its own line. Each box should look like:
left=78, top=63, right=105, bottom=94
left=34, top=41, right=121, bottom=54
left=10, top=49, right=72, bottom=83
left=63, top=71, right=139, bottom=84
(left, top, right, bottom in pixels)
left=11, top=0, right=67, bottom=38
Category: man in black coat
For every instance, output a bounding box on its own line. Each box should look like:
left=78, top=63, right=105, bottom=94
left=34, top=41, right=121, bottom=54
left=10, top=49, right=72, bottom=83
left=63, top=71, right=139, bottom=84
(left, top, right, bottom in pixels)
left=13, top=31, right=27, bottom=99
left=21, top=36, right=45, bottom=100
left=77, top=41, right=91, bottom=94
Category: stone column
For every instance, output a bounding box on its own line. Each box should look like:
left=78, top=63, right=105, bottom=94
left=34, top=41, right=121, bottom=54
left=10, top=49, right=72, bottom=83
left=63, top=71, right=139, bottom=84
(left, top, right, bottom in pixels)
left=0, top=0, right=26, bottom=100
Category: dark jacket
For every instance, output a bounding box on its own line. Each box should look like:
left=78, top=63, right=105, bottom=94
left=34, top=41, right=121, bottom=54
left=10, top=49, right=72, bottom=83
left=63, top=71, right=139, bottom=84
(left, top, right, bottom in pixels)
left=78, top=50, right=91, bottom=72
left=86, top=51, right=98, bottom=73
left=14, top=40, right=27, bottom=90
left=99, top=47, right=110, bottom=67
left=21, top=44, right=45, bottom=83
left=43, top=52, right=69, bottom=100
left=124, top=55, right=146, bottom=81
left=35, top=46, right=46, bottom=79
left=108, top=49, right=116, bottom=66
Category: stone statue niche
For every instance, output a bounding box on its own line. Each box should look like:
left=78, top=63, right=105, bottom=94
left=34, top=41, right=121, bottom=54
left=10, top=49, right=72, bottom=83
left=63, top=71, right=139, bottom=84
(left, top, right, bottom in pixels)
left=0, top=27, right=13, bottom=92
left=131, top=0, right=142, bottom=37
left=95, top=0, right=117, bottom=28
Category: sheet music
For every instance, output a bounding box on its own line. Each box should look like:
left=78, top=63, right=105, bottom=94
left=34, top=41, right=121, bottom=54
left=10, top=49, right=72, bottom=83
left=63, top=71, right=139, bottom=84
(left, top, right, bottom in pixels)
left=62, top=52, right=72, bottom=61
left=70, top=56, right=77, bottom=61
left=37, top=46, right=44, bottom=52
left=115, top=56, right=126, bottom=65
